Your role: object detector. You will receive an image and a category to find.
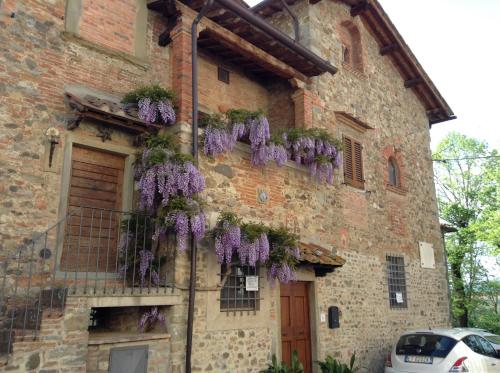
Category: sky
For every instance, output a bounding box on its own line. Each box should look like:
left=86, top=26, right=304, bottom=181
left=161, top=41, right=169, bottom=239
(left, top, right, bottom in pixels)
left=245, top=0, right=500, bottom=151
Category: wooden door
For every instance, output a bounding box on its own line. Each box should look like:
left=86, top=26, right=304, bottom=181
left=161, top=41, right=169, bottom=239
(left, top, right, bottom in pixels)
left=280, top=282, right=312, bottom=373
left=61, top=145, right=125, bottom=272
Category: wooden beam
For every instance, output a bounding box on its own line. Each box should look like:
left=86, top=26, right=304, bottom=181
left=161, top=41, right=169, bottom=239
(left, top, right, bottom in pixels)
left=200, top=23, right=309, bottom=82
left=404, top=77, right=423, bottom=88
left=350, top=1, right=368, bottom=17
left=380, top=43, right=399, bottom=56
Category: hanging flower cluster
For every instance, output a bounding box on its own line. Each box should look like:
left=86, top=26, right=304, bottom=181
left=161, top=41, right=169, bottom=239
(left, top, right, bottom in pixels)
left=202, top=109, right=342, bottom=184
left=139, top=306, right=166, bottom=332
left=211, top=212, right=300, bottom=284
left=122, top=85, right=176, bottom=126
left=134, top=133, right=206, bottom=252
left=266, top=227, right=301, bottom=284
left=282, top=128, right=343, bottom=184
left=118, top=218, right=162, bottom=288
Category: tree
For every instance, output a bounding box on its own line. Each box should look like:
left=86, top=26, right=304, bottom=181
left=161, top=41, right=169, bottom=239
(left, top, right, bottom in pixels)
left=433, top=132, right=499, bottom=328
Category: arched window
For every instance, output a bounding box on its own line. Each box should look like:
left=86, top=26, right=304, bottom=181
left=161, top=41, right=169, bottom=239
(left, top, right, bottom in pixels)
left=339, top=21, right=363, bottom=72
left=388, top=157, right=399, bottom=187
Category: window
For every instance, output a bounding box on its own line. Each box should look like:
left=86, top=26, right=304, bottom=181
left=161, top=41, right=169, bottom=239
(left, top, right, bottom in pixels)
left=220, top=264, right=260, bottom=312
left=477, top=336, right=498, bottom=358
left=342, top=45, right=350, bottom=65
left=396, top=334, right=457, bottom=358
left=218, top=66, right=230, bottom=84
left=388, top=157, right=400, bottom=187
left=339, top=21, right=363, bottom=72
left=463, top=335, right=485, bottom=354
left=343, top=136, right=364, bottom=189
left=386, top=255, right=407, bottom=308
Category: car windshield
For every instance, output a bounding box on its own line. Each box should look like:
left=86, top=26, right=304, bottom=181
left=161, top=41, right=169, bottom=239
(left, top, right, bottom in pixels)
left=484, top=335, right=500, bottom=345
left=396, top=334, right=458, bottom=358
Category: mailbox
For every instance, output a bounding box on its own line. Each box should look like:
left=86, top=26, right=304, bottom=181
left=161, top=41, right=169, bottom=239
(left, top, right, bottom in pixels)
left=328, top=306, right=340, bottom=329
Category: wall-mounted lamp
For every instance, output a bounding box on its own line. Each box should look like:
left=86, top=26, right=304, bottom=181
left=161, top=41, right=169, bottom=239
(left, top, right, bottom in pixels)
left=45, top=127, right=60, bottom=168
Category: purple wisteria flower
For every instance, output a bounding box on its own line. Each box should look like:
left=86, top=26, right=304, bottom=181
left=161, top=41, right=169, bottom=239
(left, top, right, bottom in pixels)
left=173, top=212, right=189, bottom=251
left=138, top=98, right=158, bottom=124
left=190, top=212, right=206, bottom=242
left=214, top=221, right=241, bottom=264
left=268, top=263, right=296, bottom=284
left=136, top=149, right=205, bottom=210
left=138, top=249, right=154, bottom=287
left=138, top=98, right=176, bottom=126
left=158, top=100, right=176, bottom=125
left=238, top=233, right=270, bottom=267
left=139, top=306, right=166, bottom=332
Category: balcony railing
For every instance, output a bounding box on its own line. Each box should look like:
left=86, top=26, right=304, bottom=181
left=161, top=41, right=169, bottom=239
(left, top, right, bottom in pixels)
left=0, top=206, right=173, bottom=355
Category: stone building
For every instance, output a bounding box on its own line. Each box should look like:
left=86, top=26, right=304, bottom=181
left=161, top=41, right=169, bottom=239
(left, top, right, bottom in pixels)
left=0, top=0, right=455, bottom=372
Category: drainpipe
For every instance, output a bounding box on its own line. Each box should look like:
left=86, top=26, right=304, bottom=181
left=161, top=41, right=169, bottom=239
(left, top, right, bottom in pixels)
left=279, top=0, right=300, bottom=42
left=186, top=1, right=213, bottom=372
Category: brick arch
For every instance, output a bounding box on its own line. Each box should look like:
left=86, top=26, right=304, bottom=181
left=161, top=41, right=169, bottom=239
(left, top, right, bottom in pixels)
left=338, top=20, right=363, bottom=72
left=383, top=145, right=406, bottom=191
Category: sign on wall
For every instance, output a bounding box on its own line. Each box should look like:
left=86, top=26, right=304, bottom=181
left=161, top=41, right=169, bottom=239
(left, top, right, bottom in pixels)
left=419, top=241, right=435, bottom=269
left=245, top=276, right=259, bottom=291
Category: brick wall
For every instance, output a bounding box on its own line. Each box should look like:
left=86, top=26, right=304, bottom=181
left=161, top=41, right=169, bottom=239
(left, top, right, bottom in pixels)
left=79, top=0, right=137, bottom=55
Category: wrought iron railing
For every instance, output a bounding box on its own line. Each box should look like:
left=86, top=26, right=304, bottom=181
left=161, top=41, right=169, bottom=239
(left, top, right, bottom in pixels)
left=0, top=206, right=172, bottom=356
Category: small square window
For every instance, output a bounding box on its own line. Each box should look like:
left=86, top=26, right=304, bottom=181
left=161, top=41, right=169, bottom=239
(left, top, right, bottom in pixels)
left=218, top=66, right=230, bottom=84
left=386, top=255, right=407, bottom=309
left=220, top=264, right=259, bottom=312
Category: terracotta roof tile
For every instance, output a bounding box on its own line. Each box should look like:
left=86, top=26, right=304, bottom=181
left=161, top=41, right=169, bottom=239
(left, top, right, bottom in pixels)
left=299, top=242, right=346, bottom=267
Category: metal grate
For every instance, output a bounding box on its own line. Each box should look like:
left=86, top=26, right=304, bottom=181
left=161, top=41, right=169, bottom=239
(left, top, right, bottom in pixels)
left=220, top=264, right=259, bottom=312
left=386, top=255, right=407, bottom=308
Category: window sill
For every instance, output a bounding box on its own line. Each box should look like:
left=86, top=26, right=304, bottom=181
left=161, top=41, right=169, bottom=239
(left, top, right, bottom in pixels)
left=60, top=31, right=150, bottom=70
left=386, top=184, right=408, bottom=195
left=342, top=181, right=365, bottom=191
left=88, top=332, right=170, bottom=346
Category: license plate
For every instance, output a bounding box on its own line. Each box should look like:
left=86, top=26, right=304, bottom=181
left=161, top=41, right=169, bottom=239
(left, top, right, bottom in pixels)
left=405, top=355, right=433, bottom=364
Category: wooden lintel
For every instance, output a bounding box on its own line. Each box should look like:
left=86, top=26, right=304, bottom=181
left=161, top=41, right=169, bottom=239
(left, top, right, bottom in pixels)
left=350, top=1, right=369, bottom=17
left=201, top=21, right=309, bottom=82
left=404, top=77, right=423, bottom=88
left=380, top=43, right=399, bottom=56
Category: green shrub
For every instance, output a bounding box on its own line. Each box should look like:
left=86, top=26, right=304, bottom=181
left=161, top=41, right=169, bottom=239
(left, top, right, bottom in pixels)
left=261, top=351, right=304, bottom=373
left=317, top=354, right=358, bottom=373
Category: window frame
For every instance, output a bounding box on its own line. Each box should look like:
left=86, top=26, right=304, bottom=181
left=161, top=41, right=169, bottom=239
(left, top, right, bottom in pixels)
left=219, top=263, right=260, bottom=312
left=343, top=135, right=364, bottom=189
left=386, top=255, right=408, bottom=309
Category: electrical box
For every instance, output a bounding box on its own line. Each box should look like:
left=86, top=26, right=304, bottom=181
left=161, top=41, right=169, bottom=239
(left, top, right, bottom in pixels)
left=328, top=306, right=340, bottom=329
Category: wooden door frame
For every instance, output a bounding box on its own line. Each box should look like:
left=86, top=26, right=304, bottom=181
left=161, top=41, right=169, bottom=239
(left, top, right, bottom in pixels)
left=277, top=273, right=319, bottom=373
left=55, top=132, right=137, bottom=277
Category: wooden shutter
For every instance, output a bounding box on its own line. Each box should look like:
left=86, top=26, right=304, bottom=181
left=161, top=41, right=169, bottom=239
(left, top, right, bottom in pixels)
left=343, top=136, right=364, bottom=189
left=343, top=136, right=354, bottom=182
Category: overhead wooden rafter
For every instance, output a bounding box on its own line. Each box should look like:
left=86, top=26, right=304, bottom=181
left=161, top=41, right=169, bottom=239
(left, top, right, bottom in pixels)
left=148, top=0, right=337, bottom=80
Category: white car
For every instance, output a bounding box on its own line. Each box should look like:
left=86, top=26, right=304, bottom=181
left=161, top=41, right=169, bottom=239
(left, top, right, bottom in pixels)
left=475, top=331, right=500, bottom=355
left=384, top=328, right=500, bottom=372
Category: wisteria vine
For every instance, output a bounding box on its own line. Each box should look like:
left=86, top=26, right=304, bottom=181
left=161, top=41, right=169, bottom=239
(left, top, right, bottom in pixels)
left=123, top=85, right=176, bottom=126
left=202, top=109, right=342, bottom=184
left=211, top=212, right=300, bottom=284
left=135, top=134, right=206, bottom=250
left=139, top=306, right=167, bottom=332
